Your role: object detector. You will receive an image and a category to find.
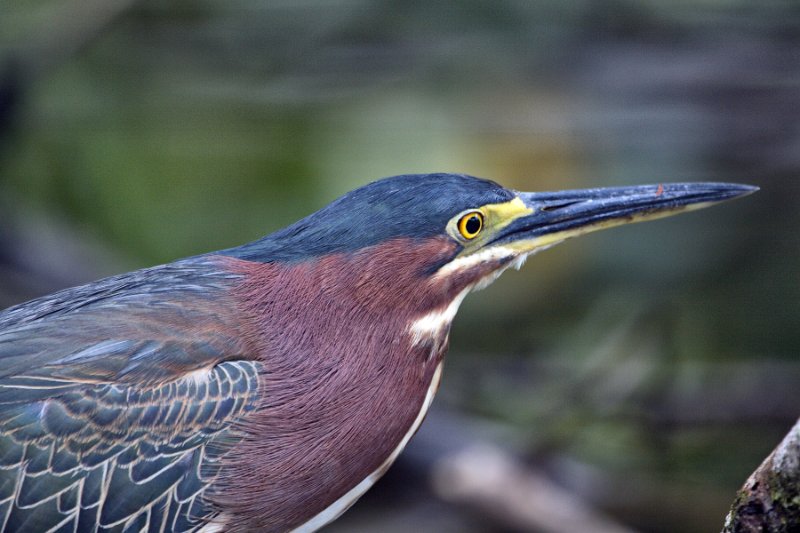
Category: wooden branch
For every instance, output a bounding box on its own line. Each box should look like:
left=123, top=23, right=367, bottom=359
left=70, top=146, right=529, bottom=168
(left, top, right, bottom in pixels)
left=432, top=444, right=634, bottom=533
left=723, top=418, right=800, bottom=532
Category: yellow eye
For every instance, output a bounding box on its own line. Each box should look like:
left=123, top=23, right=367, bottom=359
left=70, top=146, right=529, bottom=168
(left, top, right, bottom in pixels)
left=457, top=211, right=484, bottom=239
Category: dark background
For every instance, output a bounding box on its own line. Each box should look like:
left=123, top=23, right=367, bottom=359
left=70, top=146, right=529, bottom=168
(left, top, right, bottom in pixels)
left=1, top=1, right=798, bottom=531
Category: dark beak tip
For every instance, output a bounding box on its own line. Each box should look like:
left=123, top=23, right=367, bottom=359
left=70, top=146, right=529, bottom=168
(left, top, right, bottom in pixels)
left=649, top=182, right=759, bottom=208
left=715, top=182, right=760, bottom=200
left=616, top=181, right=759, bottom=203
left=667, top=181, right=757, bottom=191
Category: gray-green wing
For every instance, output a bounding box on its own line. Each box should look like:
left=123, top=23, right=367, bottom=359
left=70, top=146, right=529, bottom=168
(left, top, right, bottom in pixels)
left=0, top=260, right=260, bottom=532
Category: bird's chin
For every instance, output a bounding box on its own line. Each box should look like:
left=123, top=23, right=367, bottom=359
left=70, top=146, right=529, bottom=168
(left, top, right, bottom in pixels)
left=470, top=240, right=562, bottom=291
left=436, top=239, right=565, bottom=293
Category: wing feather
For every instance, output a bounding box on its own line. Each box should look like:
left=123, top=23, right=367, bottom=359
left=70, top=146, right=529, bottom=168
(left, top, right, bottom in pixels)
left=0, top=258, right=260, bottom=532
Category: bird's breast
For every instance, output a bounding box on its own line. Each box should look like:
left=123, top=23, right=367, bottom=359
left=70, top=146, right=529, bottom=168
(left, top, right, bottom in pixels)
left=296, top=361, right=443, bottom=532
left=209, top=254, right=458, bottom=531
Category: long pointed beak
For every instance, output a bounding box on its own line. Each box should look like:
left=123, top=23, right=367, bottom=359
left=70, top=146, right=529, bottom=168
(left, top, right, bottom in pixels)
left=493, top=182, right=758, bottom=250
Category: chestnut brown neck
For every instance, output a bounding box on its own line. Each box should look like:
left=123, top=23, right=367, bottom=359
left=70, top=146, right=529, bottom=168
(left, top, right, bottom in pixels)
left=209, top=237, right=485, bottom=531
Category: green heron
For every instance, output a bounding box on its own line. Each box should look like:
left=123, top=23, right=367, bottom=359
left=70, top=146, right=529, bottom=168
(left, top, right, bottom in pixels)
left=0, top=174, right=755, bottom=532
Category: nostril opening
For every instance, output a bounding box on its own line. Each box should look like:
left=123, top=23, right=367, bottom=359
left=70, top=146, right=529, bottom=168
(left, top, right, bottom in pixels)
left=540, top=201, right=582, bottom=212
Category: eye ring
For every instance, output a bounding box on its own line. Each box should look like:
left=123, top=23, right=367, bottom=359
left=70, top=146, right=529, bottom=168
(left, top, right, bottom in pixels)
left=457, top=211, right=484, bottom=240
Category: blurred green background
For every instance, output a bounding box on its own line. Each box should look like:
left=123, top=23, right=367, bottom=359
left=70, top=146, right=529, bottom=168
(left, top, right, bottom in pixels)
left=1, top=1, right=798, bottom=531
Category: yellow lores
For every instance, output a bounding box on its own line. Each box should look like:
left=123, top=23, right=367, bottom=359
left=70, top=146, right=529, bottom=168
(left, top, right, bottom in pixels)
left=447, top=197, right=533, bottom=246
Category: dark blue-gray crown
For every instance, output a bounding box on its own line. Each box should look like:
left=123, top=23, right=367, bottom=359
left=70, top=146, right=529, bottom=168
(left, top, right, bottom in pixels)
left=222, top=173, right=513, bottom=263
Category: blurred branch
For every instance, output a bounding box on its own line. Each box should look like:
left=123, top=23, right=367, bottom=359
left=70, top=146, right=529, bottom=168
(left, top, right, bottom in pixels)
left=723, top=418, right=800, bottom=532
left=398, top=408, right=636, bottom=533
left=432, top=444, right=634, bottom=533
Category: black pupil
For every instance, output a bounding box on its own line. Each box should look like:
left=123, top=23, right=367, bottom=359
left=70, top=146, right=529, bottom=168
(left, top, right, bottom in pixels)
left=465, top=215, right=481, bottom=235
